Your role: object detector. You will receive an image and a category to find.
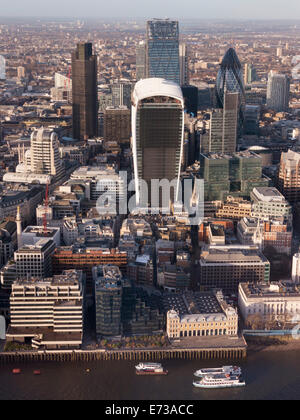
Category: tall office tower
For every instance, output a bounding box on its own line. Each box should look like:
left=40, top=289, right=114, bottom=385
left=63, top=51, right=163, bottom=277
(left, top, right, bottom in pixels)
left=103, top=106, right=131, bottom=144
left=216, top=48, right=245, bottom=136
left=181, top=85, right=198, bottom=116
left=0, top=55, right=5, bottom=80
left=179, top=42, right=189, bottom=86
left=278, top=150, right=300, bottom=203
left=111, top=82, right=132, bottom=108
left=244, top=105, right=260, bottom=135
left=132, top=78, right=184, bottom=205
left=146, top=19, right=180, bottom=85
left=243, top=63, right=257, bottom=85
left=202, top=91, right=239, bottom=154
left=266, top=71, right=290, bottom=112
left=30, top=128, right=64, bottom=180
left=72, top=43, right=98, bottom=140
left=136, top=41, right=146, bottom=81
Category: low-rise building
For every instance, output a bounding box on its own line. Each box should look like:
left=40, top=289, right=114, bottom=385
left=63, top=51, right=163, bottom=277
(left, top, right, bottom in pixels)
left=199, top=245, right=270, bottom=293
left=239, top=281, right=300, bottom=323
left=165, top=290, right=238, bottom=339
left=21, top=226, right=61, bottom=247
left=251, top=187, right=292, bottom=221
left=127, top=254, right=154, bottom=286
left=216, top=196, right=252, bottom=220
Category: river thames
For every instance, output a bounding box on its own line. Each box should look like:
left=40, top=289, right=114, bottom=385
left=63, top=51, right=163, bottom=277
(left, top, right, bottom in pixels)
left=0, top=348, right=299, bottom=400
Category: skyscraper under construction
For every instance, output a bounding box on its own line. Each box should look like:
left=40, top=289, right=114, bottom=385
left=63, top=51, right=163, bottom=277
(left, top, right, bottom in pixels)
left=72, top=43, right=98, bottom=140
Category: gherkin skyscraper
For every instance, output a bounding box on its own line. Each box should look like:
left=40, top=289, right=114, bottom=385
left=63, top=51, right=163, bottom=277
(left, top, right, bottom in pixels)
left=216, top=48, right=245, bottom=136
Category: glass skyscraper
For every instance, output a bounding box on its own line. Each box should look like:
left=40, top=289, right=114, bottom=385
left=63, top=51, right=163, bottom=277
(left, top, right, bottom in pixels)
left=146, top=19, right=180, bottom=85
left=201, top=91, right=239, bottom=154
left=216, top=48, right=245, bottom=136
left=132, top=78, right=184, bottom=205
left=72, top=43, right=98, bottom=141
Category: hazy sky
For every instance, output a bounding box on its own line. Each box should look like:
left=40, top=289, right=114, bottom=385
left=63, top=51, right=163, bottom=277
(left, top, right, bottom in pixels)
left=2, top=0, right=300, bottom=20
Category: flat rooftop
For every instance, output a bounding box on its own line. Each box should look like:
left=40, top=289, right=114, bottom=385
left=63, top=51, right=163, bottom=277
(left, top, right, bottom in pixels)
left=200, top=245, right=268, bottom=264
left=252, top=187, right=286, bottom=202
left=163, top=292, right=222, bottom=317
left=240, top=281, right=300, bottom=298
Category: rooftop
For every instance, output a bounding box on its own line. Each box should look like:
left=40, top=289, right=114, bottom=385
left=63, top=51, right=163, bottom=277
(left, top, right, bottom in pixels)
left=133, top=78, right=184, bottom=105
left=252, top=187, right=286, bottom=203
left=240, top=281, right=300, bottom=298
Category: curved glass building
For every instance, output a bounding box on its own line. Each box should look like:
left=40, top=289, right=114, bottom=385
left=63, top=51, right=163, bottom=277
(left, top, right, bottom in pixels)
left=216, top=48, right=245, bottom=134
left=132, top=78, right=184, bottom=206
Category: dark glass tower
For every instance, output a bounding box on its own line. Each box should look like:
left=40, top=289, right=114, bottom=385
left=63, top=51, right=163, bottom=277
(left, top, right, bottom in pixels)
left=132, top=78, right=184, bottom=205
left=72, top=43, right=98, bottom=140
left=216, top=48, right=245, bottom=136
left=146, top=19, right=180, bottom=85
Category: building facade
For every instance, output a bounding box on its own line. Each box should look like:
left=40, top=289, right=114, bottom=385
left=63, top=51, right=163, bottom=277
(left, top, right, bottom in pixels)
left=166, top=290, right=238, bottom=339
left=132, top=78, right=184, bottom=205
left=72, top=43, right=98, bottom=140
left=6, top=270, right=84, bottom=349
left=239, top=281, right=300, bottom=323
left=267, top=71, right=290, bottom=112
left=14, top=238, right=56, bottom=280
left=199, top=245, right=270, bottom=293
left=216, top=48, right=245, bottom=136
left=278, top=150, right=300, bottom=203
left=146, top=19, right=180, bottom=85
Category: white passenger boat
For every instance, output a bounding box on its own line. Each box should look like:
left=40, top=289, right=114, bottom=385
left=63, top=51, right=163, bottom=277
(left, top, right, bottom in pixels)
left=135, top=362, right=168, bottom=375
left=194, top=366, right=241, bottom=378
left=193, top=374, right=246, bottom=389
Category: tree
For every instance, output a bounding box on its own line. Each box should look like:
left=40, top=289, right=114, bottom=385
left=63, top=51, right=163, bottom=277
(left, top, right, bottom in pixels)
left=246, top=314, right=264, bottom=330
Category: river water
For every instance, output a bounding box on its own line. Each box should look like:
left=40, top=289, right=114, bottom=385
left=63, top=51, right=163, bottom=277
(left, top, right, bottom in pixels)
left=0, top=349, right=300, bottom=400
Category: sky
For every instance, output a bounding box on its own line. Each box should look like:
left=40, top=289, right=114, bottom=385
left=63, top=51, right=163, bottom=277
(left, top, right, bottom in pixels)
left=1, top=0, right=300, bottom=20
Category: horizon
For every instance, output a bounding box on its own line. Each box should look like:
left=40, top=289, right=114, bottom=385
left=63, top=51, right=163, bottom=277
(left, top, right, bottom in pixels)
left=1, top=0, right=300, bottom=20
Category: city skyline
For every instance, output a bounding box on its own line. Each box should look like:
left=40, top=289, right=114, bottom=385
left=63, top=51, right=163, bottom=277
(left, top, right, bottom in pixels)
left=2, top=0, right=300, bottom=20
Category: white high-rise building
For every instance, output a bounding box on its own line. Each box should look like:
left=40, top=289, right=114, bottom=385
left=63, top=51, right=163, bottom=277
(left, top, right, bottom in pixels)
left=179, top=43, right=189, bottom=86
left=3, top=127, right=64, bottom=185
left=0, top=55, right=5, bottom=80
left=30, top=128, right=64, bottom=179
left=292, top=253, right=300, bottom=283
left=267, top=71, right=290, bottom=112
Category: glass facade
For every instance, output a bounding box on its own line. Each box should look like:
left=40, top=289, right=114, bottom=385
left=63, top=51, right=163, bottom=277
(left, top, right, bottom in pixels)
left=111, top=82, right=132, bottom=108
left=200, top=152, right=269, bottom=201
left=216, top=48, right=245, bottom=135
left=146, top=19, right=180, bottom=85
left=136, top=41, right=146, bottom=81
left=72, top=43, right=98, bottom=140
